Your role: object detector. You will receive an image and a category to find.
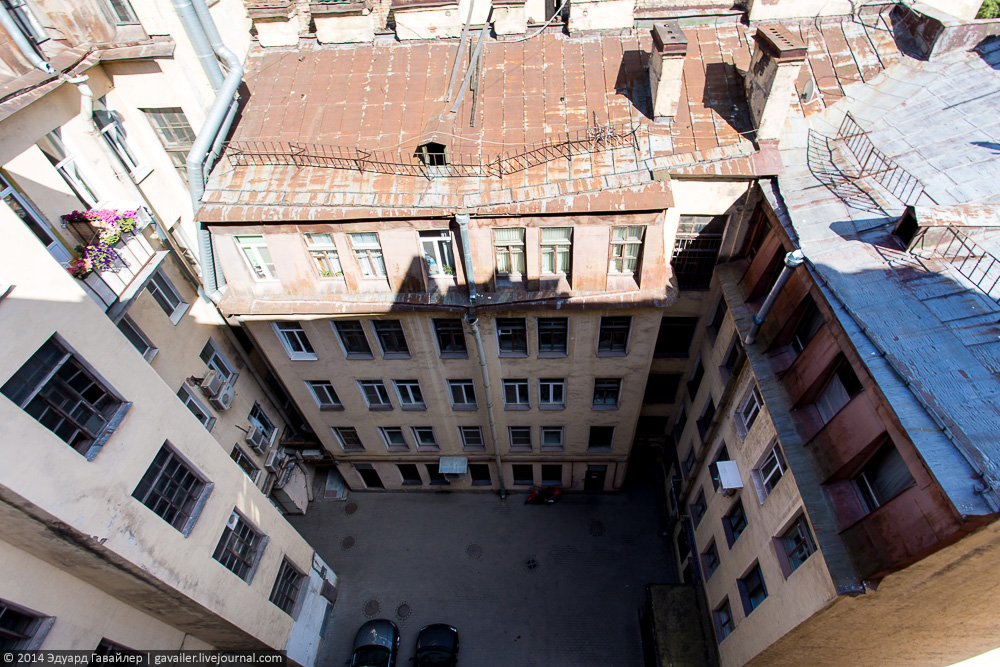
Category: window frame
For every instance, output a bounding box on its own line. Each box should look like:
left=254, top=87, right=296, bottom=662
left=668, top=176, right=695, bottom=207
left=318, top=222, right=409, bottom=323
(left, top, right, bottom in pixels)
left=348, top=232, right=387, bottom=278
left=93, top=97, right=147, bottom=179
left=608, top=225, right=644, bottom=275
left=738, top=562, right=768, bottom=615
left=146, top=270, right=188, bottom=324
left=303, top=233, right=342, bottom=278
left=541, top=463, right=563, bottom=486
left=372, top=320, right=410, bottom=359
left=701, top=539, right=720, bottom=579
left=540, top=227, right=572, bottom=276
left=235, top=235, right=278, bottom=281
left=853, top=444, right=915, bottom=514
left=230, top=445, right=260, bottom=483
left=379, top=426, right=410, bottom=452
left=493, top=227, right=526, bottom=277
left=690, top=489, right=707, bottom=527
left=448, top=379, right=477, bottom=410
left=393, top=379, right=426, bottom=410
left=132, top=443, right=212, bottom=535
left=398, top=463, right=422, bottom=485
left=496, top=318, right=528, bottom=357
left=752, top=441, right=787, bottom=503
left=459, top=426, right=486, bottom=451
left=269, top=558, right=306, bottom=617
left=433, top=318, right=468, bottom=358
left=592, top=378, right=622, bottom=410
left=597, top=316, right=632, bottom=356
left=142, top=107, right=195, bottom=180
left=411, top=426, right=439, bottom=451
left=358, top=380, right=392, bottom=410
left=723, top=499, right=748, bottom=548
left=117, top=316, right=157, bottom=362
left=713, top=598, right=734, bottom=642
left=332, top=320, right=374, bottom=359
left=305, top=380, right=342, bottom=411
left=507, top=426, right=532, bottom=452
left=502, top=379, right=530, bottom=410
left=419, top=230, right=456, bottom=277
left=540, top=426, right=564, bottom=452
left=199, top=339, right=236, bottom=381
left=213, top=509, right=268, bottom=583
left=0, top=598, right=54, bottom=650
left=538, top=378, right=566, bottom=409
left=332, top=426, right=364, bottom=452
left=536, top=317, right=568, bottom=357
left=735, top=385, right=764, bottom=440
left=587, top=425, right=614, bottom=452
left=272, top=322, right=317, bottom=361
left=654, top=316, right=699, bottom=358
left=511, top=464, right=534, bottom=486
left=776, top=514, right=816, bottom=576
left=178, top=384, right=216, bottom=431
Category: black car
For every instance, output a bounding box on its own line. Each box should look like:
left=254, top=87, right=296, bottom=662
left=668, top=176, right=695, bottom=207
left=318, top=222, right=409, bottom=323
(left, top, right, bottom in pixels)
left=413, top=624, right=459, bottom=667
left=348, top=619, right=400, bottom=667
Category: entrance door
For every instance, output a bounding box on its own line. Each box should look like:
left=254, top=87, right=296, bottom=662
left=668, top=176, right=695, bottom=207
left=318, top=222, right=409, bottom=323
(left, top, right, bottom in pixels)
left=584, top=465, right=607, bottom=491
left=1, top=175, right=72, bottom=263
left=355, top=463, right=384, bottom=489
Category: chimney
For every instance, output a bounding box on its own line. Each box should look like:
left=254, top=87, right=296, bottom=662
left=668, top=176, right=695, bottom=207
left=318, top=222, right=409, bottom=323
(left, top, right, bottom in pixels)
left=648, top=22, right=688, bottom=122
left=744, top=25, right=806, bottom=142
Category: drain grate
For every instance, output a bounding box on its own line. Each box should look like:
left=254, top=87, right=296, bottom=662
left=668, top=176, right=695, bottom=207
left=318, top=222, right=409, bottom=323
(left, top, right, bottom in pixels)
left=396, top=602, right=411, bottom=620
left=589, top=520, right=606, bottom=537
left=522, top=555, right=539, bottom=571
left=466, top=543, right=483, bottom=559
left=341, top=535, right=356, bottom=550
left=363, top=599, right=380, bottom=617
left=345, top=502, right=359, bottom=515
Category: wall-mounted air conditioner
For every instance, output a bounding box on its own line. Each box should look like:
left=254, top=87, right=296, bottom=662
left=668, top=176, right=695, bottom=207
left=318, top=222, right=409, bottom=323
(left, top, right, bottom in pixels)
left=715, top=460, right=744, bottom=497
left=265, top=450, right=283, bottom=473
left=246, top=424, right=268, bottom=454
left=201, top=370, right=225, bottom=397
left=300, top=449, right=323, bottom=461
left=226, top=511, right=239, bottom=531
left=210, top=383, right=234, bottom=411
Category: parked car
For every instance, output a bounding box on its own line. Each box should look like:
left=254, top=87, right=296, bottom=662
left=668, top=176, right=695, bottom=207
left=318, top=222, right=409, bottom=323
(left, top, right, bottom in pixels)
left=413, top=624, right=459, bottom=667
left=348, top=619, right=400, bottom=667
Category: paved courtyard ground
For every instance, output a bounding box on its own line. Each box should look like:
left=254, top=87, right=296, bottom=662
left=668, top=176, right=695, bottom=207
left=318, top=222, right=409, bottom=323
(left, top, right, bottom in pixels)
left=288, top=455, right=677, bottom=667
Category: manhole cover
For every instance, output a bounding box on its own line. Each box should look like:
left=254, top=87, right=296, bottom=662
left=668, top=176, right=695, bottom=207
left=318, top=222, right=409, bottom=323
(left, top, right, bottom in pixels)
left=363, top=599, right=380, bottom=617
left=341, top=535, right=356, bottom=550
left=522, top=556, right=539, bottom=571
left=345, top=502, right=359, bottom=515
left=466, top=544, right=483, bottom=559
left=589, top=520, right=606, bottom=537
left=396, top=603, right=411, bottom=619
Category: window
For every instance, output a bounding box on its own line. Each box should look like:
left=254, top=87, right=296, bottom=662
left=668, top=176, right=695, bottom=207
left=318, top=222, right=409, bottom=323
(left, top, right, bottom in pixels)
left=358, top=380, right=392, bottom=409
left=707, top=298, right=727, bottom=341
left=609, top=225, right=644, bottom=274
left=433, top=319, right=467, bottom=357
left=248, top=403, right=276, bottom=442
left=117, top=317, right=157, bottom=362
left=411, top=427, right=439, bottom=451
left=735, top=386, right=763, bottom=440
left=816, top=362, right=863, bottom=424
left=1, top=173, right=71, bottom=263
left=701, top=540, right=720, bottom=579
left=213, top=511, right=266, bottom=582
left=333, top=320, right=373, bottom=358
left=178, top=385, right=215, bottom=431
left=470, top=463, right=491, bottom=485
left=673, top=406, right=687, bottom=441
left=710, top=444, right=730, bottom=492
left=199, top=339, right=235, bottom=381
left=393, top=380, right=425, bottom=410
left=460, top=426, right=485, bottom=451
left=541, top=464, right=562, bottom=486
left=494, top=228, right=525, bottom=276
left=541, top=426, right=564, bottom=452
left=508, top=426, right=532, bottom=452
left=684, top=359, right=704, bottom=400
left=592, top=378, right=621, bottom=409
left=420, top=230, right=455, bottom=276
left=854, top=445, right=915, bottom=513
left=398, top=463, right=422, bottom=485
left=538, top=379, right=565, bottom=409
left=540, top=227, right=572, bottom=275
left=720, top=337, right=743, bottom=378
left=723, top=499, right=748, bottom=547
left=690, top=490, right=706, bottom=527
left=496, top=318, right=528, bottom=356
left=132, top=444, right=208, bottom=533
left=416, top=142, right=447, bottom=166
left=102, top=0, right=139, bottom=24
left=502, top=379, right=530, bottom=409
left=739, top=563, right=768, bottom=615
left=379, top=427, right=409, bottom=452
left=3, top=0, right=49, bottom=44
left=426, top=462, right=448, bottom=485
left=448, top=380, right=477, bottom=410
left=697, top=398, right=716, bottom=440
left=235, top=235, right=277, bottom=280
left=38, top=131, right=99, bottom=208
left=588, top=426, right=614, bottom=452
left=778, top=515, right=816, bottom=574
left=93, top=98, right=146, bottom=178
left=713, top=599, right=734, bottom=642
left=333, top=427, right=364, bottom=451
left=372, top=320, right=409, bottom=358
left=753, top=442, right=787, bottom=502
left=269, top=559, right=305, bottom=616
left=654, top=317, right=698, bottom=357
left=0, top=598, right=52, bottom=650
left=146, top=271, right=187, bottom=324
left=306, top=381, right=341, bottom=410
left=681, top=448, right=696, bottom=479
left=643, top=373, right=680, bottom=404
left=93, top=639, right=139, bottom=656
left=2, top=337, right=126, bottom=457
left=512, top=464, right=533, bottom=485
left=673, top=215, right=724, bottom=290
left=791, top=297, right=824, bottom=354
left=597, top=316, right=631, bottom=355
left=230, top=445, right=260, bottom=482
left=143, top=108, right=196, bottom=180
left=349, top=232, right=386, bottom=278
left=273, top=322, right=316, bottom=361
left=303, top=233, right=342, bottom=277
left=536, top=317, right=568, bottom=355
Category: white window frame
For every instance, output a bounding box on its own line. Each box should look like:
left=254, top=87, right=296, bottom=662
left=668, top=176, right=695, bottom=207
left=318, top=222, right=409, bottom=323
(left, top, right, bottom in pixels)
left=306, top=380, right=341, bottom=410
left=502, top=379, right=530, bottom=409
left=178, top=384, right=216, bottom=431
left=200, top=338, right=236, bottom=381
left=231, top=445, right=261, bottom=483
left=358, top=380, right=392, bottom=410
left=538, top=379, right=565, bottom=409
left=541, top=426, right=564, bottom=451
left=778, top=514, right=816, bottom=574
left=94, top=97, right=148, bottom=180
left=103, top=0, right=140, bottom=24
left=459, top=426, right=485, bottom=451
left=332, top=426, right=364, bottom=451
left=508, top=426, right=533, bottom=452
left=379, top=426, right=410, bottom=452
left=146, top=270, right=188, bottom=324
left=1, top=174, right=72, bottom=263
left=609, top=225, right=644, bottom=274
left=236, top=235, right=278, bottom=281
left=118, top=316, right=157, bottom=362
left=303, top=233, right=342, bottom=278
left=420, top=230, right=456, bottom=277
left=735, top=385, right=763, bottom=440
left=752, top=441, right=787, bottom=503
left=248, top=403, right=276, bottom=441
left=411, top=426, right=439, bottom=451
left=448, top=379, right=477, bottom=410
left=393, top=379, right=425, bottom=410
left=273, top=322, right=317, bottom=361
left=540, top=227, right=572, bottom=275
left=493, top=228, right=525, bottom=276
left=349, top=232, right=386, bottom=278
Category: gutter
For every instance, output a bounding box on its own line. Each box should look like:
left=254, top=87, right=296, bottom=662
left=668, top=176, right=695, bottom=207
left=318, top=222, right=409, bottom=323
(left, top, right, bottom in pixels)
left=0, top=7, right=54, bottom=74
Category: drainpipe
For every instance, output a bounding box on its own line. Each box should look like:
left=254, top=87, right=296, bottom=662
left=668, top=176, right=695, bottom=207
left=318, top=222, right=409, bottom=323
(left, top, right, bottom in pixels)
left=457, top=213, right=506, bottom=498
left=170, top=0, right=224, bottom=91
left=0, top=7, right=54, bottom=74
left=744, top=249, right=804, bottom=344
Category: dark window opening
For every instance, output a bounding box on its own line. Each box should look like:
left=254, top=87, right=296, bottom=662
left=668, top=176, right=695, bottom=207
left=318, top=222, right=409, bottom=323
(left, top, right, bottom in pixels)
left=791, top=297, right=824, bottom=355
left=854, top=445, right=915, bottom=513
left=673, top=215, right=725, bottom=290
left=416, top=142, right=447, bottom=166
left=643, top=373, right=680, bottom=404
left=654, top=317, right=699, bottom=357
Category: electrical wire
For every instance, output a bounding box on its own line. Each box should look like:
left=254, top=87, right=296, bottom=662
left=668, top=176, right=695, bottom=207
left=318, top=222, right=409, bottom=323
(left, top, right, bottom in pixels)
left=506, top=0, right=569, bottom=43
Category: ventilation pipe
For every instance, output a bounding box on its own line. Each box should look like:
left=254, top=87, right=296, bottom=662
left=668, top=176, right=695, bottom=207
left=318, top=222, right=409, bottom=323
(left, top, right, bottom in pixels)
left=456, top=213, right=506, bottom=498
left=0, top=7, right=54, bottom=74
left=745, top=249, right=805, bottom=344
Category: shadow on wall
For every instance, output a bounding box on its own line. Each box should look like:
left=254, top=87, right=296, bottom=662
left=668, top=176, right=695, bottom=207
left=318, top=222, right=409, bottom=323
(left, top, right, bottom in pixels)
left=701, top=62, right=753, bottom=139
left=615, top=50, right=653, bottom=120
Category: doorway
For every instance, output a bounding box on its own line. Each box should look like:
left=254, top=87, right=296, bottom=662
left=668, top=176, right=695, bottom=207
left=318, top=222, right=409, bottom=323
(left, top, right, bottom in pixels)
left=585, top=465, right=607, bottom=491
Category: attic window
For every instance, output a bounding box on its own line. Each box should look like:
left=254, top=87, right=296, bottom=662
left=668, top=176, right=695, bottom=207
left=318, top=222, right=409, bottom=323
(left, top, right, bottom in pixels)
left=416, top=142, right=447, bottom=167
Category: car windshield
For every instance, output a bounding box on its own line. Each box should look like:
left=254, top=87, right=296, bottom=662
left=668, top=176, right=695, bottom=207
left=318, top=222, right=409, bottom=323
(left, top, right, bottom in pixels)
left=351, top=646, right=391, bottom=667
left=414, top=648, right=453, bottom=666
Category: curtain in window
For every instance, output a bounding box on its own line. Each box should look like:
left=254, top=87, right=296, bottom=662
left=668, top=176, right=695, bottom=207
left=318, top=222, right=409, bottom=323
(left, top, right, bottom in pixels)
left=871, top=447, right=914, bottom=504
left=494, top=228, right=525, bottom=274
left=541, top=228, right=571, bottom=273
left=816, top=375, right=850, bottom=423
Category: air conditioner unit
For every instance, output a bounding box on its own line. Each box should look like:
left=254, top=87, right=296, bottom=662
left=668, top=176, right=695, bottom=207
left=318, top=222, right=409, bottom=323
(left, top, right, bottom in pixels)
left=265, top=450, right=283, bottom=473
left=226, top=511, right=239, bottom=531
left=300, top=449, right=323, bottom=461
left=210, top=383, right=235, bottom=411
left=267, top=427, right=279, bottom=450
left=715, top=460, right=744, bottom=496
left=200, top=370, right=225, bottom=397
left=246, top=424, right=268, bottom=454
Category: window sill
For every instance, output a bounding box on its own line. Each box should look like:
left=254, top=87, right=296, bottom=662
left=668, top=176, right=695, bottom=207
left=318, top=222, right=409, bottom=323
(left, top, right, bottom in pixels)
left=367, top=405, right=393, bottom=411
left=416, top=446, right=440, bottom=452
left=401, top=405, right=427, bottom=411
left=498, top=352, right=529, bottom=359
left=463, top=447, right=486, bottom=452
left=539, top=404, right=565, bottom=411
left=387, top=446, right=410, bottom=453
left=537, top=351, right=568, bottom=359
left=438, top=351, right=469, bottom=359
left=504, top=404, right=530, bottom=411
left=402, top=480, right=423, bottom=485
left=596, top=351, right=628, bottom=358
left=319, top=405, right=345, bottom=411
left=587, top=446, right=612, bottom=453
left=288, top=353, right=319, bottom=361
left=345, top=353, right=375, bottom=360
left=592, top=404, right=620, bottom=411
left=131, top=165, right=153, bottom=184
left=429, top=480, right=451, bottom=485
left=452, top=404, right=478, bottom=411
left=509, top=448, right=533, bottom=454
left=381, top=353, right=411, bottom=360
left=541, top=446, right=565, bottom=453
left=168, top=302, right=190, bottom=325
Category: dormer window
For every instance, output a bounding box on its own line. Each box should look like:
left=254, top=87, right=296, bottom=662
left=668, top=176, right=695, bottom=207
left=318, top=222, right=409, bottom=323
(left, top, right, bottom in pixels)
left=416, top=142, right=447, bottom=167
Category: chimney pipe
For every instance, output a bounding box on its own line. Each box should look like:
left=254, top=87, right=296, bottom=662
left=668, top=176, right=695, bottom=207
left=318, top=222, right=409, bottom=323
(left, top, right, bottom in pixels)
left=648, top=21, right=688, bottom=122
left=744, top=25, right=806, bottom=143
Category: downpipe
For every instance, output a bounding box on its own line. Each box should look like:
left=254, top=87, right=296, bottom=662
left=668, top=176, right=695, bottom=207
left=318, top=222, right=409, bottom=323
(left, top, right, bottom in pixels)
left=744, top=250, right=805, bottom=344
left=0, top=6, right=53, bottom=74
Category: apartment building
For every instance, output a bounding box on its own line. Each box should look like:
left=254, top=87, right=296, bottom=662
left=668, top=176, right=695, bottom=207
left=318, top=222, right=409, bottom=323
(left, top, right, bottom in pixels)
left=0, top=0, right=334, bottom=659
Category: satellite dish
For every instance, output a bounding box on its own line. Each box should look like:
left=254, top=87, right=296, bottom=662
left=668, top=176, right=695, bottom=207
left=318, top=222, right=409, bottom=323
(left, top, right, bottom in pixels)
left=800, top=79, right=815, bottom=103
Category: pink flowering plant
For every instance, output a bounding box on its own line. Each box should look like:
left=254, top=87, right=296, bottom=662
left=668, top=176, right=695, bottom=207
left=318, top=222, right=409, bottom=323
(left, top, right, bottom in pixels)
left=60, top=209, right=139, bottom=278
